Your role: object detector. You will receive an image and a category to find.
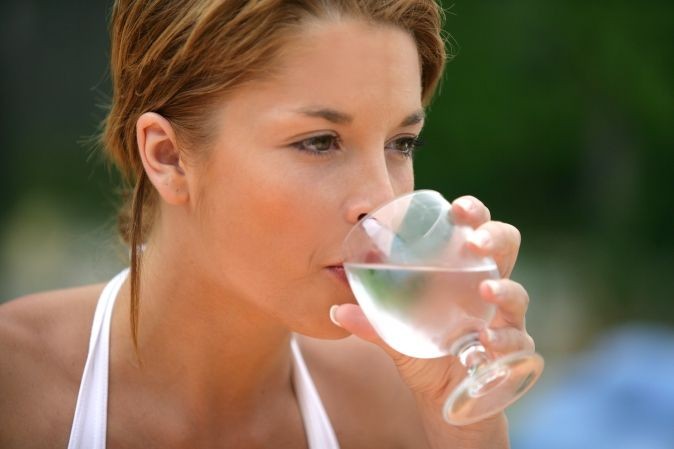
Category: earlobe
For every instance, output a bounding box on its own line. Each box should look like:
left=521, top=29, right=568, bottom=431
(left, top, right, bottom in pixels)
left=136, top=112, right=189, bottom=205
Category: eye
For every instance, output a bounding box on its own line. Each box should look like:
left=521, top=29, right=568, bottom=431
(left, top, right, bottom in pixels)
left=386, top=135, right=425, bottom=158
left=291, top=134, right=340, bottom=156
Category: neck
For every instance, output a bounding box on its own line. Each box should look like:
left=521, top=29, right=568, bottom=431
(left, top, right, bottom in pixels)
left=111, top=236, right=295, bottom=419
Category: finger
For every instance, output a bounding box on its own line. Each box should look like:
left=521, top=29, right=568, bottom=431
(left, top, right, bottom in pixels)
left=330, top=304, right=406, bottom=363
left=479, top=327, right=536, bottom=354
left=480, top=279, right=529, bottom=329
left=466, top=221, right=521, bottom=278
left=451, top=196, right=491, bottom=228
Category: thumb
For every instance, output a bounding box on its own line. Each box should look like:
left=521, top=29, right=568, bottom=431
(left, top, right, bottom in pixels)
left=330, top=304, right=405, bottom=362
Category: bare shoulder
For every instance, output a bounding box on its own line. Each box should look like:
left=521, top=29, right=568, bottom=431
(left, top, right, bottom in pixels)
left=297, top=335, right=428, bottom=449
left=0, top=283, right=105, bottom=376
left=0, top=282, right=105, bottom=448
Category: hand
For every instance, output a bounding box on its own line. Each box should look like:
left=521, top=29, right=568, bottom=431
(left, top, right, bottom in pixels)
left=331, top=195, right=535, bottom=416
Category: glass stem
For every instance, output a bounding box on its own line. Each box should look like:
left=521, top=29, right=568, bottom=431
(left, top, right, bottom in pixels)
left=457, top=339, right=490, bottom=376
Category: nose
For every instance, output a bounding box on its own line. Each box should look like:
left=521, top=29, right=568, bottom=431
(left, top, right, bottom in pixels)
left=344, top=158, right=398, bottom=225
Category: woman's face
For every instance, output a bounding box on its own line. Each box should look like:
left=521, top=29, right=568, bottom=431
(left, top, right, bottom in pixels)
left=190, top=19, right=424, bottom=338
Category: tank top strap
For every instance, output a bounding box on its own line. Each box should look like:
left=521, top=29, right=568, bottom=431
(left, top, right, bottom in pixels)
left=67, top=269, right=128, bottom=449
left=290, top=337, right=341, bottom=449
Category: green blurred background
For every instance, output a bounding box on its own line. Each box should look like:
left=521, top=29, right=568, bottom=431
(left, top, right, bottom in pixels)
left=1, top=0, right=673, bottom=442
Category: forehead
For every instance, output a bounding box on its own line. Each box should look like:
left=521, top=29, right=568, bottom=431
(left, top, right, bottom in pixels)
left=222, top=19, right=423, bottom=126
left=277, top=19, right=421, bottom=88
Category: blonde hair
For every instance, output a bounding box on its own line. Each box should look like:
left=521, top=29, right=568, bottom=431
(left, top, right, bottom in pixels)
left=103, top=0, right=448, bottom=347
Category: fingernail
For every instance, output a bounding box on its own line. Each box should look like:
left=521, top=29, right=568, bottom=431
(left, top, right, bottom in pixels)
left=486, top=328, right=497, bottom=343
left=329, top=305, right=343, bottom=328
left=485, top=280, right=503, bottom=297
left=454, top=197, right=474, bottom=212
left=467, top=229, right=491, bottom=249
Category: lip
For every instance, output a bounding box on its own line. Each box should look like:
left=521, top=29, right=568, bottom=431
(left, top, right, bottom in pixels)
left=327, top=265, right=350, bottom=287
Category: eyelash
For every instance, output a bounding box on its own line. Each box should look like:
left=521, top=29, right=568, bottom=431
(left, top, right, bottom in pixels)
left=291, top=134, right=424, bottom=158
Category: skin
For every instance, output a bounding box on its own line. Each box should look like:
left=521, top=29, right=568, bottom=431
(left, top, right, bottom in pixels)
left=0, top=19, right=533, bottom=448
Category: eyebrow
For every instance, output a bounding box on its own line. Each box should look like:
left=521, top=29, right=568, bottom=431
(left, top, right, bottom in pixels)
left=294, top=107, right=425, bottom=127
left=400, top=109, right=426, bottom=127
left=295, top=107, right=353, bottom=124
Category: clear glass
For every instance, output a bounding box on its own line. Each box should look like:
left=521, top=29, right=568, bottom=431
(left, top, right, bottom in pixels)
left=342, top=190, right=544, bottom=425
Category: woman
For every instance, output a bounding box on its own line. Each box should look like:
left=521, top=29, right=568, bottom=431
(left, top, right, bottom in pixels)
left=0, top=0, right=534, bottom=447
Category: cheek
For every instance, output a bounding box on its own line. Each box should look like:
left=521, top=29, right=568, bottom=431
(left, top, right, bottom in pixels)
left=195, top=150, right=327, bottom=297
left=392, top=161, right=415, bottom=194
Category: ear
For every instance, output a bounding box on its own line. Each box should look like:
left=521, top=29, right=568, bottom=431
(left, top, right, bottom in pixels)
left=136, top=112, right=189, bottom=205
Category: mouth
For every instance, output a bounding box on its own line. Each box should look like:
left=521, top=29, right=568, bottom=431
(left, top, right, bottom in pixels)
left=326, top=264, right=349, bottom=286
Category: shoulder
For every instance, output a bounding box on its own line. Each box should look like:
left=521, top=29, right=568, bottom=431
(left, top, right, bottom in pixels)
left=0, top=283, right=105, bottom=448
left=0, top=284, right=104, bottom=379
left=297, top=335, right=429, bottom=449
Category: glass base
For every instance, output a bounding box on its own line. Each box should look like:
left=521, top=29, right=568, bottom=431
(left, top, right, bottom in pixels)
left=442, top=351, right=544, bottom=426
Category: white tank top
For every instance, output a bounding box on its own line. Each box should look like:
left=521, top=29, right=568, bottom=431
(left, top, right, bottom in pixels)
left=67, top=269, right=340, bottom=449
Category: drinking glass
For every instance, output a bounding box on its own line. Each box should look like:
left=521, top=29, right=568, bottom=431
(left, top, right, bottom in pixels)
left=342, top=190, right=544, bottom=425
